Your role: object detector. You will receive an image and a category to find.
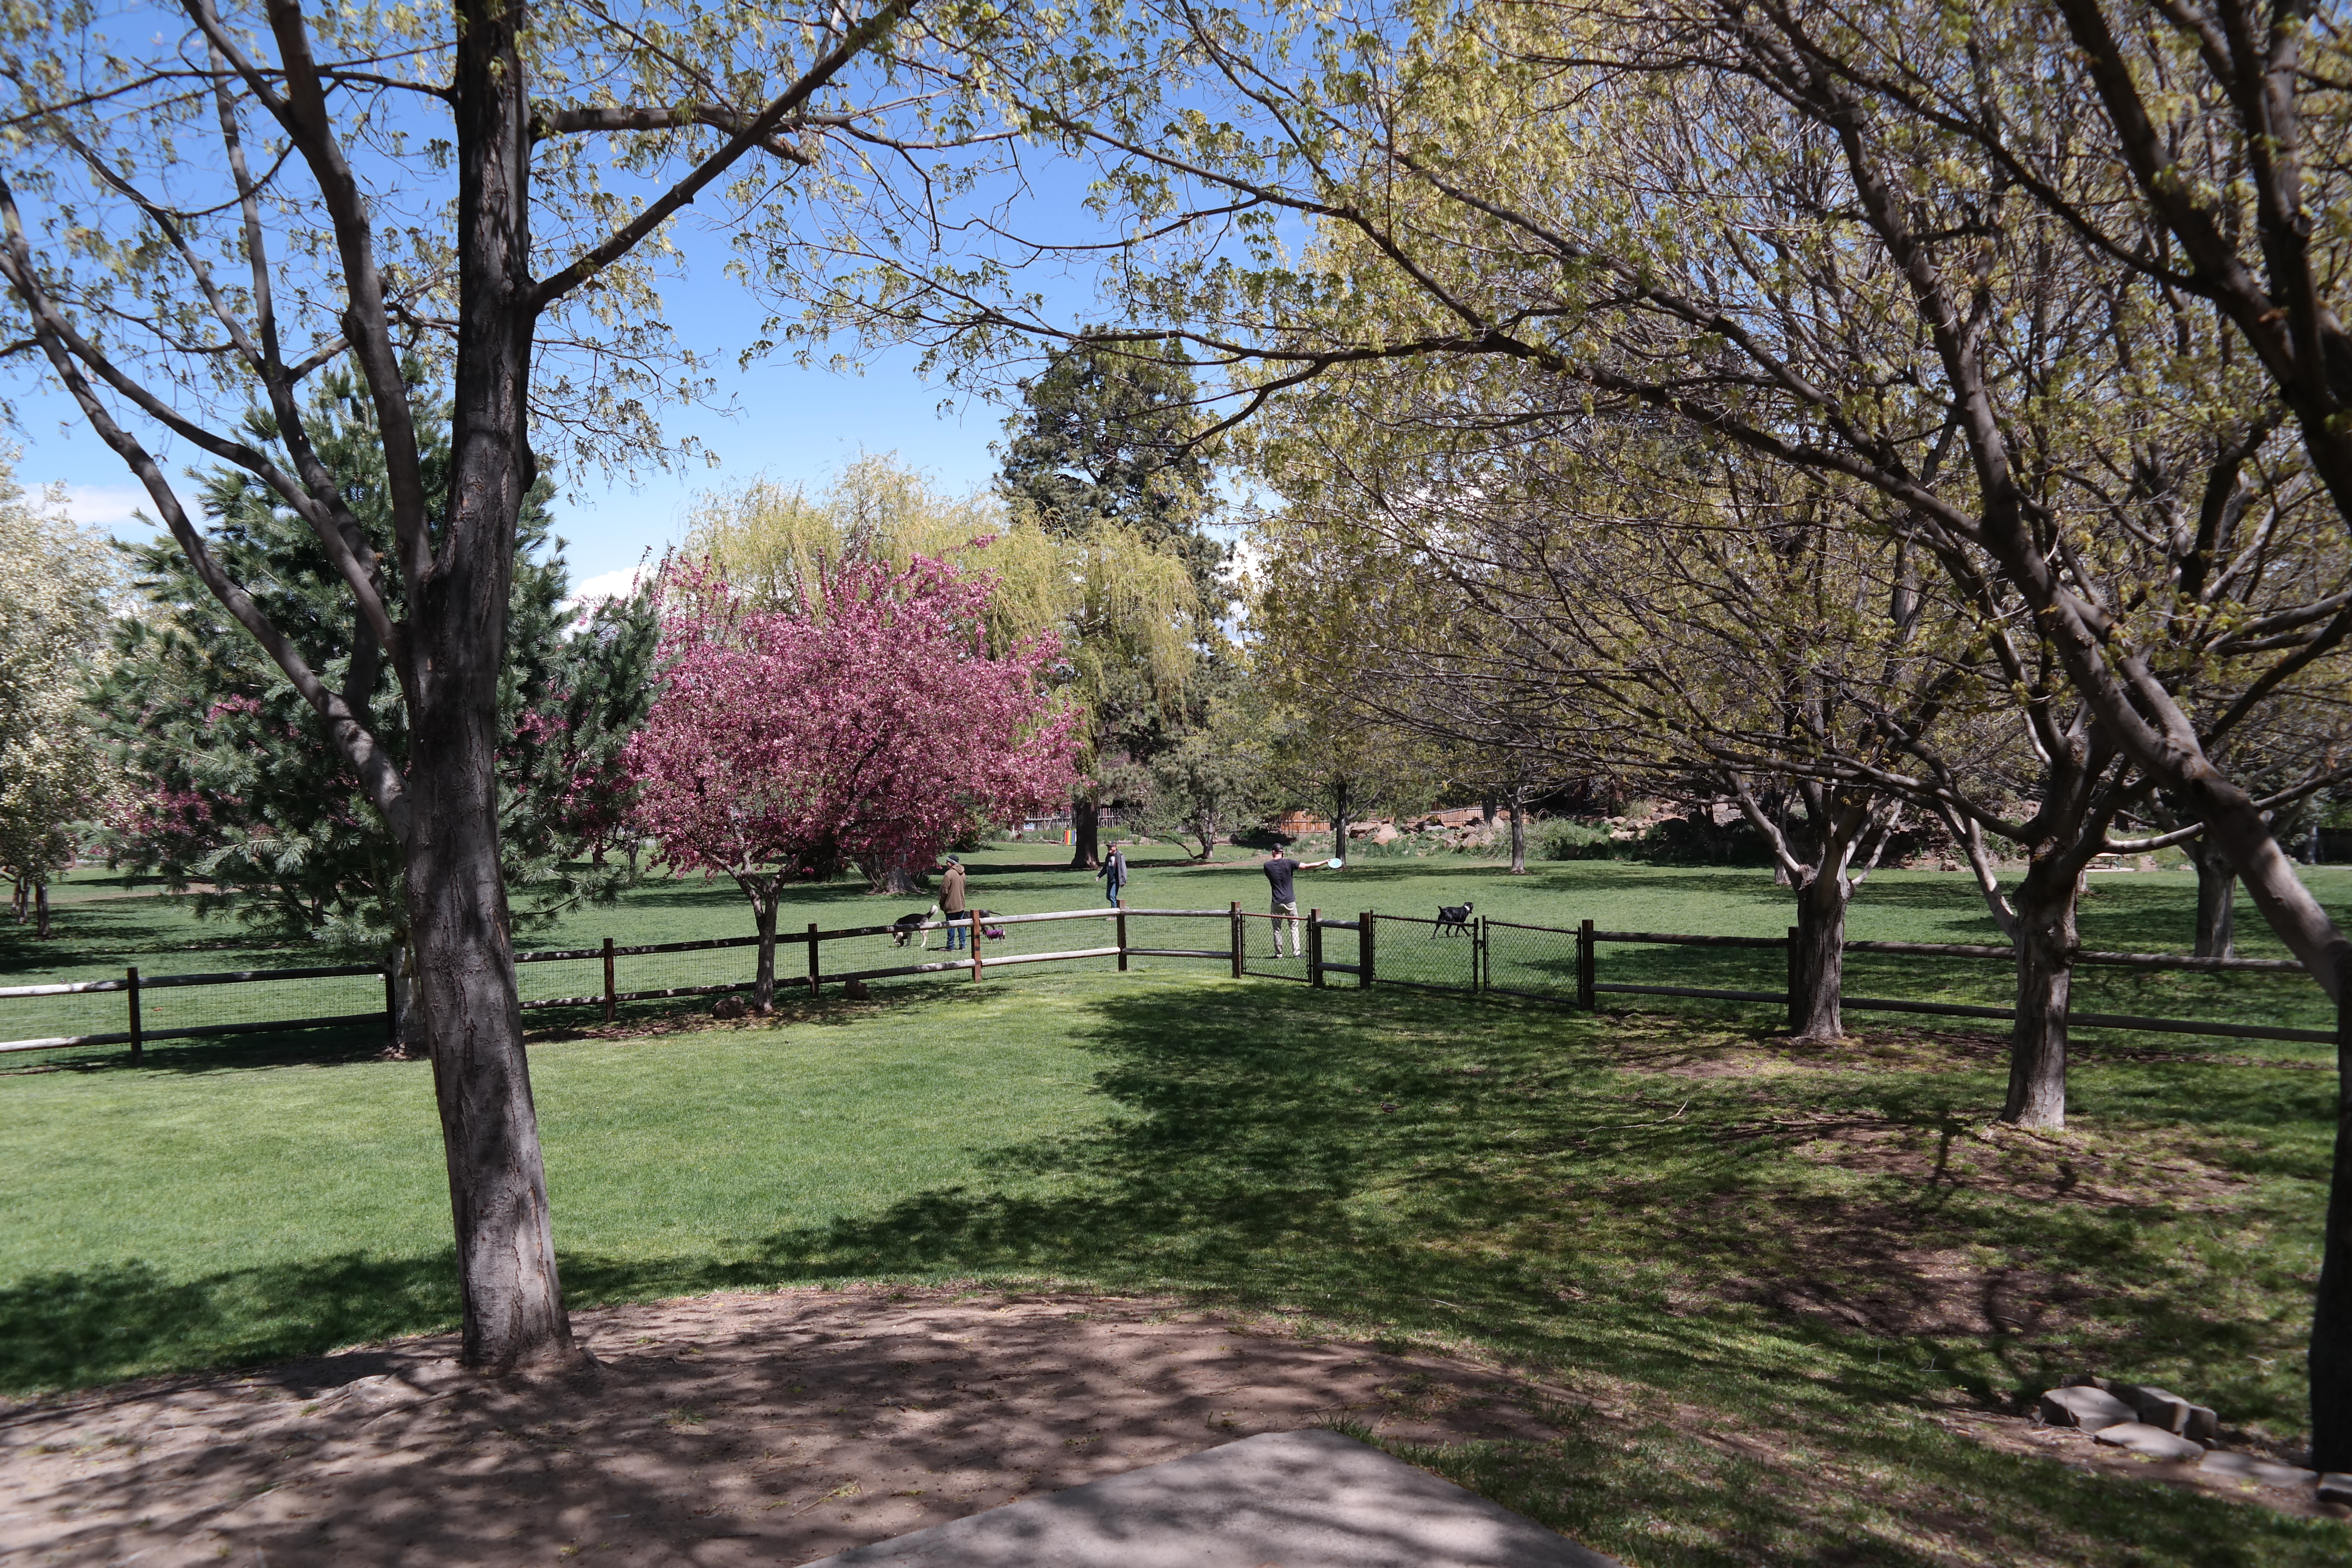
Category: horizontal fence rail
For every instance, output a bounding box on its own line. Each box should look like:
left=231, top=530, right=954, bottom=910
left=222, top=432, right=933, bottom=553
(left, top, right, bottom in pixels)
left=3, top=903, right=2334, bottom=1063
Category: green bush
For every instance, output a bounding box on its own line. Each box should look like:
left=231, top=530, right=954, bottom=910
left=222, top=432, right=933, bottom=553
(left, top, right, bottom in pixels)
left=1540, top=821, right=1624, bottom=861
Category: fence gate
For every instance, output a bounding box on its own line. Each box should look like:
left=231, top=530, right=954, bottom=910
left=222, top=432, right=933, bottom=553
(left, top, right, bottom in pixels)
left=1364, top=911, right=1481, bottom=994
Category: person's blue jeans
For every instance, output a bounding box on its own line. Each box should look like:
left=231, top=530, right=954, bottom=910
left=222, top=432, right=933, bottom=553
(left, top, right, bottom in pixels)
left=1104, top=883, right=1124, bottom=907
left=946, top=918, right=968, bottom=951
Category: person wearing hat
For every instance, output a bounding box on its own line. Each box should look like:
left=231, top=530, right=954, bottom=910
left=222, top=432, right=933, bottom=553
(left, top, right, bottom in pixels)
left=940, top=854, right=971, bottom=951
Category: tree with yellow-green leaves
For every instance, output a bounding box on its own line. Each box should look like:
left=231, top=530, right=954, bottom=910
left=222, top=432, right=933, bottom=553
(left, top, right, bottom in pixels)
left=682, top=454, right=1204, bottom=877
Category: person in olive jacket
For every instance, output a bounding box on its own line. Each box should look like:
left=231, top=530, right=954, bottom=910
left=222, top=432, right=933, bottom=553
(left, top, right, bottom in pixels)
left=940, top=855, right=970, bottom=951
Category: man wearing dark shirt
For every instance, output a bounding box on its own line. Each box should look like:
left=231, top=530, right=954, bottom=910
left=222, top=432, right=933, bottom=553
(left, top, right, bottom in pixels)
left=1262, top=848, right=1335, bottom=957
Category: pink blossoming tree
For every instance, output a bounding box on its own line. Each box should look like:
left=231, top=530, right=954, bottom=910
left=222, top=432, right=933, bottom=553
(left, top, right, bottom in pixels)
left=626, top=556, right=1079, bottom=1010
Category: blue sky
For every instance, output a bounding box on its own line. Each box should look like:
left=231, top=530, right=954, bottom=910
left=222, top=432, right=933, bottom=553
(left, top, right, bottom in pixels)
left=21, top=323, right=1015, bottom=601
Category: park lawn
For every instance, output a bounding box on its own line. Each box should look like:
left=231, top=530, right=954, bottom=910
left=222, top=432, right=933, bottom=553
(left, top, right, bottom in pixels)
left=3, top=965, right=2346, bottom=1565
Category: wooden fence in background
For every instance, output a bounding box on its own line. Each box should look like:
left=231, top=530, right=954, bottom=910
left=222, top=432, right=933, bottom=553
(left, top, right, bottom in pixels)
left=0, top=905, right=2334, bottom=1060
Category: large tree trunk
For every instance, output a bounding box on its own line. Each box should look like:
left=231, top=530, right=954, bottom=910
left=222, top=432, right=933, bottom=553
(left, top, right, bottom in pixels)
left=2188, top=831, right=2238, bottom=959
left=33, top=880, right=49, bottom=938
left=1069, top=795, right=1099, bottom=869
left=2002, top=855, right=2080, bottom=1130
left=2315, top=953, right=2352, bottom=1471
left=400, top=0, right=573, bottom=1376
left=1332, top=780, right=1353, bottom=862
left=1507, top=790, right=1528, bottom=873
left=1788, top=870, right=1848, bottom=1043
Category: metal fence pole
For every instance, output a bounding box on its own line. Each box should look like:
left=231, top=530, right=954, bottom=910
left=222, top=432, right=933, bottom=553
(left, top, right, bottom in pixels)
left=1786, top=927, right=1803, bottom=1034
left=1308, top=908, right=1324, bottom=988
left=1117, top=909, right=1129, bottom=971
left=127, top=966, right=142, bottom=1063
left=1476, top=916, right=1488, bottom=991
left=382, top=963, right=398, bottom=1049
left=1360, top=910, right=1375, bottom=989
left=807, top=922, right=821, bottom=997
left=602, top=937, right=617, bottom=1023
left=1229, top=901, right=1242, bottom=978
left=1577, top=919, right=1596, bottom=1010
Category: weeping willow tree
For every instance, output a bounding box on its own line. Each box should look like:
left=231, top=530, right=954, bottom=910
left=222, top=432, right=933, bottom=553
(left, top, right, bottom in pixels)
left=682, top=454, right=1200, bottom=876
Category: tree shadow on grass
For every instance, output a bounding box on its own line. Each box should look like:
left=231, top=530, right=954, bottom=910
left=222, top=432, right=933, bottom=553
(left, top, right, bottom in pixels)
left=11, top=981, right=2335, bottom=1563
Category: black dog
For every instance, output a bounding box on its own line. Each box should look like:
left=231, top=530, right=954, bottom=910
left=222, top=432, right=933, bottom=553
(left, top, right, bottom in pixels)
left=1434, top=900, right=1475, bottom=937
left=891, top=908, right=936, bottom=948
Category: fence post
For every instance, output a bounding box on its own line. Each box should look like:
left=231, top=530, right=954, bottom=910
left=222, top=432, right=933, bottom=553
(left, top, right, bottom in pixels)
left=126, top=966, right=142, bottom=1063
left=1230, top=901, right=1242, bottom=978
left=971, top=910, right=984, bottom=981
left=1117, top=909, right=1128, bottom=971
left=807, top=922, right=821, bottom=997
left=1476, top=916, right=1488, bottom=991
left=382, top=962, right=398, bottom=1050
left=1308, top=908, right=1324, bottom=988
left=602, top=937, right=617, bottom=1023
left=1786, top=927, right=1803, bottom=1033
left=1360, top=910, right=1375, bottom=989
left=1577, top=919, right=1596, bottom=1011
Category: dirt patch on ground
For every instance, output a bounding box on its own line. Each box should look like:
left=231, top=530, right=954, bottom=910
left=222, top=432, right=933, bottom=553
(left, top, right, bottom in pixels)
left=0, top=1287, right=1572, bottom=1568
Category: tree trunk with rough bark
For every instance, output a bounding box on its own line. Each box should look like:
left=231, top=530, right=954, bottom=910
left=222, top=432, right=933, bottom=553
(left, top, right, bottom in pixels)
left=399, top=0, right=573, bottom=1375
left=34, top=880, right=49, bottom=938
left=1788, top=871, right=1848, bottom=1043
left=751, top=891, right=779, bottom=1013
left=1508, top=793, right=1528, bottom=873
left=2314, top=953, right=2352, bottom=1471
left=1332, top=780, right=1353, bottom=862
left=2002, top=855, right=2080, bottom=1129
left=2188, top=832, right=2238, bottom=959
left=1069, top=796, right=1099, bottom=869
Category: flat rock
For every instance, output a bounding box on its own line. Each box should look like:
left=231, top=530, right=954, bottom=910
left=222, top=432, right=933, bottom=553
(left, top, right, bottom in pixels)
left=2092, top=1421, right=2207, bottom=1461
left=2038, top=1386, right=2135, bottom=1431
left=800, top=1428, right=1621, bottom=1568
left=2320, top=1473, right=2352, bottom=1505
left=2198, top=1450, right=2316, bottom=1490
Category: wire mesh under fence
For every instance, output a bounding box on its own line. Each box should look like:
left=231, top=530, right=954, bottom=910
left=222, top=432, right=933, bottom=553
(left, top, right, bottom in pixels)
left=1835, top=941, right=2334, bottom=1045
left=0, top=974, right=138, bottom=1057
left=1366, top=913, right=1479, bottom=993
left=1237, top=909, right=1312, bottom=982
left=1479, top=919, right=1582, bottom=1004
left=608, top=937, right=760, bottom=1004
left=0, top=961, right=389, bottom=1061
left=1589, top=931, right=1791, bottom=1019
left=511, top=951, right=611, bottom=1012
left=1118, top=909, right=1236, bottom=971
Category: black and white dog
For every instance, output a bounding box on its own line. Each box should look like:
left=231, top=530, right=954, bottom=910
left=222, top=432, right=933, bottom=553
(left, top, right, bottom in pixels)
left=893, top=906, right=1008, bottom=946
left=1434, top=900, right=1476, bottom=937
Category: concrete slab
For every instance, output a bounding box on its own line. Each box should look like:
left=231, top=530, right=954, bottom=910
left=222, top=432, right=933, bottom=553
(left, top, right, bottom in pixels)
left=801, top=1428, right=1622, bottom=1568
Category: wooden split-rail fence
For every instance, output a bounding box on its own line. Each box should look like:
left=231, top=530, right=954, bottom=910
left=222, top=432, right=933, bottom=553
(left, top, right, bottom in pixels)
left=0, top=904, right=2336, bottom=1061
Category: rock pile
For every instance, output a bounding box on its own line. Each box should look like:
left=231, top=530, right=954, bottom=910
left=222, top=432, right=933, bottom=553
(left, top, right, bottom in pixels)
left=2034, top=1374, right=2351, bottom=1502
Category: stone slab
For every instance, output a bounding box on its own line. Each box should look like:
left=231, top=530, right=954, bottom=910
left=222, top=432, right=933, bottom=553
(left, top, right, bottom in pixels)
left=801, top=1428, right=1622, bottom=1568
left=2198, top=1450, right=2316, bottom=1490
left=2092, top=1421, right=2207, bottom=1461
left=2320, top=1472, right=2352, bottom=1505
left=2038, top=1386, right=2135, bottom=1431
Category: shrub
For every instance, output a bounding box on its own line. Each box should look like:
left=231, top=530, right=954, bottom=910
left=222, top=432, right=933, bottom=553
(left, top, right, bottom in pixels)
left=1540, top=821, right=1623, bottom=861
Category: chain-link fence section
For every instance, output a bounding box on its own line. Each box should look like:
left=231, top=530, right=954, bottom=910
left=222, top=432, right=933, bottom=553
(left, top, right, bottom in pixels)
left=1481, top=919, right=1581, bottom=1004
left=1238, top=908, right=1311, bottom=983
left=1367, top=913, right=1478, bottom=993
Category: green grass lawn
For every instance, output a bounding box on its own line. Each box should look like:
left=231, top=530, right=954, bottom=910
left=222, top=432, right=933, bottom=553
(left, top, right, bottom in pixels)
left=2, top=965, right=2344, bottom=1564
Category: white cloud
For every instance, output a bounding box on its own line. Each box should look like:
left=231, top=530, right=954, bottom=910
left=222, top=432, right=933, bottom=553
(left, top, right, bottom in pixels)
left=52, top=483, right=171, bottom=534
left=564, top=565, right=649, bottom=612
